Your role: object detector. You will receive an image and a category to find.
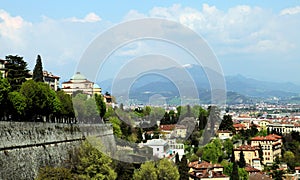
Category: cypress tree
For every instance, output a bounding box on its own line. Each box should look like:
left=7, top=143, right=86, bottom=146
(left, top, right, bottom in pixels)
left=238, top=150, right=246, bottom=168
left=258, top=143, right=264, bottom=164
left=231, top=161, right=239, bottom=180
left=33, top=55, right=44, bottom=82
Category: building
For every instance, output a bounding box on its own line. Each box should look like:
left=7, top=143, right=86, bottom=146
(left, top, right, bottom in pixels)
left=43, top=71, right=60, bottom=91
left=217, top=130, right=233, bottom=140
left=267, top=122, right=300, bottom=134
left=0, top=59, right=7, bottom=78
left=233, top=123, right=247, bottom=132
left=142, top=139, right=169, bottom=158
left=188, top=160, right=229, bottom=180
left=250, top=134, right=282, bottom=165
left=62, top=72, right=101, bottom=96
left=173, top=125, right=187, bottom=138
left=233, top=145, right=262, bottom=170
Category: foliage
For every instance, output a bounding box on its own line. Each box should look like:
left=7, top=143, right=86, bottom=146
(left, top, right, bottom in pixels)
left=109, top=117, right=123, bottom=138
left=95, top=93, right=106, bottom=120
left=221, top=160, right=233, bottom=176
left=36, top=166, right=74, bottom=180
left=231, top=161, right=239, bottom=180
left=258, top=143, right=264, bottom=164
left=177, top=155, right=189, bottom=180
left=33, top=55, right=44, bottom=82
left=8, top=91, right=27, bottom=119
left=5, top=55, right=30, bottom=91
left=0, top=77, right=11, bottom=119
left=75, top=141, right=117, bottom=180
left=219, top=114, right=235, bottom=133
left=223, top=139, right=233, bottom=159
left=238, top=151, right=246, bottom=168
left=238, top=168, right=248, bottom=180
left=133, top=159, right=179, bottom=180
left=202, top=139, right=223, bottom=163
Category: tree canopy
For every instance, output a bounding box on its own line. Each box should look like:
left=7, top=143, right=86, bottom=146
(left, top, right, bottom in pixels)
left=33, top=55, right=44, bottom=82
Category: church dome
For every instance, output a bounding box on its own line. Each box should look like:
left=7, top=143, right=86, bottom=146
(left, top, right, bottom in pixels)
left=71, top=72, right=87, bottom=80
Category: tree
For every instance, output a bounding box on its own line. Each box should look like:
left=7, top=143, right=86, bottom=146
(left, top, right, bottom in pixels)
left=219, top=114, right=235, bottom=133
left=202, top=139, right=223, bottom=163
left=175, top=153, right=180, bottom=165
left=258, top=143, right=264, bottom=164
left=75, top=141, right=117, bottom=180
left=95, top=93, right=106, bottom=120
left=224, top=139, right=233, bottom=159
left=231, top=161, right=239, bottom=180
left=36, top=166, right=74, bottom=180
left=8, top=91, right=27, bottom=120
left=238, top=151, right=246, bottom=168
left=133, top=161, right=157, bottom=180
left=177, top=155, right=189, bottom=180
left=157, top=159, right=180, bottom=180
left=238, top=168, right=248, bottom=180
left=0, top=77, right=11, bottom=120
left=32, top=55, right=44, bottom=82
left=5, top=55, right=30, bottom=91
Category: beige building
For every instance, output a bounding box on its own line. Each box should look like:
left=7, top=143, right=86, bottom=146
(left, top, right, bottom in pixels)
left=258, top=120, right=270, bottom=130
left=234, top=145, right=262, bottom=170
left=188, top=160, right=229, bottom=180
left=217, top=130, right=232, bottom=140
left=43, top=71, right=60, bottom=91
left=62, top=72, right=101, bottom=96
left=250, top=134, right=282, bottom=165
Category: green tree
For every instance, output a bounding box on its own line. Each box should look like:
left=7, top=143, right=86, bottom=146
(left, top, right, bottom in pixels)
left=133, top=161, right=157, bottom=180
left=178, top=155, right=189, bottom=180
left=157, top=158, right=180, bottom=180
left=219, top=115, right=235, bottom=133
left=32, top=55, right=44, bottom=82
left=109, top=117, right=123, bottom=138
left=238, top=168, right=248, bottom=180
left=95, top=93, right=107, bottom=120
left=223, top=139, right=233, bottom=159
left=8, top=91, right=27, bottom=120
left=75, top=141, right=117, bottom=180
left=36, top=166, right=74, bottom=180
left=238, top=151, right=246, bottom=168
left=258, top=143, right=264, bottom=164
left=5, top=55, right=30, bottom=91
left=231, top=161, right=239, bottom=180
left=0, top=77, right=11, bottom=120
left=56, top=91, right=75, bottom=123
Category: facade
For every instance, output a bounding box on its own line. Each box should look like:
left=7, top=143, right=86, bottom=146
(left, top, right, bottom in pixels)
left=143, top=139, right=169, bottom=158
left=217, top=130, right=233, bottom=140
left=188, top=160, right=229, bottom=180
left=233, top=145, right=262, bottom=170
left=250, top=134, right=282, bottom=165
left=267, top=123, right=300, bottom=134
left=173, top=125, right=187, bottom=138
left=0, top=59, right=7, bottom=78
left=43, top=71, right=60, bottom=91
left=62, top=72, right=101, bottom=96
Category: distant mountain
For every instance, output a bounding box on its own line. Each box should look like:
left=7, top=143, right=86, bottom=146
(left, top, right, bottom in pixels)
left=99, top=64, right=300, bottom=104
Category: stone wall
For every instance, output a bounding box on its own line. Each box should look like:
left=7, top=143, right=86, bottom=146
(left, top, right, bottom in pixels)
left=0, top=122, right=115, bottom=180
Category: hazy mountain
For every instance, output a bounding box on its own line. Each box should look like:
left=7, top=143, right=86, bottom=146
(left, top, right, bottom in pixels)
left=99, top=64, right=300, bottom=104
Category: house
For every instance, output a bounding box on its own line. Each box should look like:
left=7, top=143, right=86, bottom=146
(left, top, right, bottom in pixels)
left=167, top=139, right=185, bottom=161
left=245, top=164, right=261, bottom=175
left=62, top=72, right=101, bottom=96
left=267, top=122, right=298, bottom=134
left=233, top=123, right=247, bottom=132
left=142, top=139, right=169, bottom=158
left=0, top=59, right=7, bottom=78
left=233, top=145, right=262, bottom=170
left=258, top=120, right=270, bottom=130
left=159, top=124, right=175, bottom=138
left=250, top=134, right=282, bottom=165
left=188, top=160, right=229, bottom=180
left=217, top=130, right=233, bottom=140
left=173, top=125, right=187, bottom=138
left=43, top=71, right=60, bottom=91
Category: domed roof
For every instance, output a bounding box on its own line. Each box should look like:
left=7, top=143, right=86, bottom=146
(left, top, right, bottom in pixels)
left=71, top=72, right=87, bottom=80
left=93, top=84, right=101, bottom=89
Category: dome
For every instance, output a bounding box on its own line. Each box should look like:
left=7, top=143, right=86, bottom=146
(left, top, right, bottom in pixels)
left=71, top=72, right=87, bottom=80
left=93, top=84, right=101, bottom=89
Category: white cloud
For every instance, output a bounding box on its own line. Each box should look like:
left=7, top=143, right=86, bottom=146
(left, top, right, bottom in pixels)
left=280, top=6, right=300, bottom=15
left=67, top=12, right=101, bottom=23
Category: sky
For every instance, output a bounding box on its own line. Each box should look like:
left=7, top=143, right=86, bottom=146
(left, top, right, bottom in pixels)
left=1, top=1, right=300, bottom=85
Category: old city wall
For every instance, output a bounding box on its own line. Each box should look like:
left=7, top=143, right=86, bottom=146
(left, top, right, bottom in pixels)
left=0, top=121, right=115, bottom=180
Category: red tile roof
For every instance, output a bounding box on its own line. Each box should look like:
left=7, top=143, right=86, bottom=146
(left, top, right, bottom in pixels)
left=234, top=144, right=259, bottom=151
left=160, top=125, right=175, bottom=131
left=295, top=166, right=300, bottom=170
left=233, top=123, right=246, bottom=128
left=251, top=134, right=282, bottom=141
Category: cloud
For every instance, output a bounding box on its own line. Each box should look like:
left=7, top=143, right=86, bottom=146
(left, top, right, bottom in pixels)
left=280, top=6, right=300, bottom=15
left=67, top=12, right=101, bottom=23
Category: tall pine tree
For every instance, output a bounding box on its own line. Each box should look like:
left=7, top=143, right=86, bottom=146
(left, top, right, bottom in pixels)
left=238, top=150, right=246, bottom=168
left=33, top=55, right=44, bottom=82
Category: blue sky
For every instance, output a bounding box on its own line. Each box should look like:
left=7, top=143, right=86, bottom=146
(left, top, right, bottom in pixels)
left=1, top=1, right=300, bottom=84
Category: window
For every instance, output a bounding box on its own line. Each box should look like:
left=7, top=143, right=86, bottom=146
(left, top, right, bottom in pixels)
left=157, top=148, right=159, bottom=151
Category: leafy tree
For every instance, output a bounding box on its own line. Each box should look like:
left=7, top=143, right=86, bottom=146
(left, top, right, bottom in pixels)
left=75, top=141, right=117, bottom=180
left=198, top=107, right=208, bottom=130
left=95, top=93, right=106, bottom=120
left=202, top=140, right=222, bottom=163
left=223, top=139, right=233, bottom=159
left=283, top=151, right=296, bottom=169
left=133, top=161, right=157, bottom=180
left=109, top=117, right=123, bottom=138
left=56, top=91, right=75, bottom=123
left=114, top=161, right=135, bottom=180
left=238, top=168, right=248, bottom=180
left=221, top=160, right=233, bottom=176
left=175, top=153, right=180, bottom=165
left=238, top=151, right=246, bottom=168
left=36, top=166, right=74, bottom=180
left=0, top=77, right=11, bottom=120
left=32, top=55, right=44, bottom=82
left=5, top=55, right=30, bottom=91
left=8, top=91, right=27, bottom=120
left=157, top=158, right=180, bottom=180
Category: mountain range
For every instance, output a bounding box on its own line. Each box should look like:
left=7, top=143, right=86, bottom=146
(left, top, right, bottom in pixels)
left=99, top=64, right=300, bottom=105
